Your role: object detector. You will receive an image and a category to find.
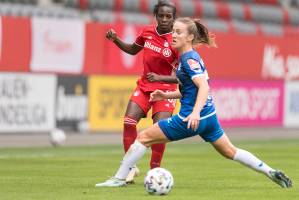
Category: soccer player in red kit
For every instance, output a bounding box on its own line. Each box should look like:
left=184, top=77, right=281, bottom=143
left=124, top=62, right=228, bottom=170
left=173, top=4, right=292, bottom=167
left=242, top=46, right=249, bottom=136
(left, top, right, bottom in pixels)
left=105, top=0, right=177, bottom=183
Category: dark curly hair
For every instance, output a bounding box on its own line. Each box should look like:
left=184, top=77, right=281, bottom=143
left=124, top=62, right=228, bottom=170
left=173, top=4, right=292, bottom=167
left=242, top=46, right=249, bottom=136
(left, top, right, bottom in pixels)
left=153, top=0, right=176, bottom=18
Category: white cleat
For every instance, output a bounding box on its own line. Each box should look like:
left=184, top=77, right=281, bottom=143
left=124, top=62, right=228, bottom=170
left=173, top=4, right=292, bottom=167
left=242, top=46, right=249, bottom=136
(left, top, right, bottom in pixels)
left=269, top=170, right=292, bottom=188
left=125, top=165, right=140, bottom=184
left=95, top=177, right=126, bottom=187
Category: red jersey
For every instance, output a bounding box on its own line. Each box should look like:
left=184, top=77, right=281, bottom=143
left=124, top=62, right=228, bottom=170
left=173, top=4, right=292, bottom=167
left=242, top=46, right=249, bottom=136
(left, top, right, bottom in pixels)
left=135, top=25, right=178, bottom=92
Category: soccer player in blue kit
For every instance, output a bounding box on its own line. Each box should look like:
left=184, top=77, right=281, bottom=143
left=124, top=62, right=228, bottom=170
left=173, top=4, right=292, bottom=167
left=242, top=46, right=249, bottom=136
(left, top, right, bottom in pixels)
left=95, top=17, right=292, bottom=188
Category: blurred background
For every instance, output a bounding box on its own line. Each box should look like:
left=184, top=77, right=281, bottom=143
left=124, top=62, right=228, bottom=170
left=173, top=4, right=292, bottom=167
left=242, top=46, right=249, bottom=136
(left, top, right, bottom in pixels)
left=0, top=0, right=298, bottom=147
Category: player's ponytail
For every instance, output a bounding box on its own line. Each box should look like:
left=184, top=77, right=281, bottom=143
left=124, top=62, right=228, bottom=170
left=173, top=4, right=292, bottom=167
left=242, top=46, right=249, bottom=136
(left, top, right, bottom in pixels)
left=175, top=17, right=217, bottom=47
left=193, top=19, right=216, bottom=47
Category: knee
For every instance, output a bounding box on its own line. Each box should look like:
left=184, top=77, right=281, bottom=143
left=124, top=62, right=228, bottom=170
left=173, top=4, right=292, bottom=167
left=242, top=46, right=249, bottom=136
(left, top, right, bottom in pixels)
left=136, top=130, right=151, bottom=147
left=219, top=147, right=237, bottom=160
left=124, top=116, right=137, bottom=126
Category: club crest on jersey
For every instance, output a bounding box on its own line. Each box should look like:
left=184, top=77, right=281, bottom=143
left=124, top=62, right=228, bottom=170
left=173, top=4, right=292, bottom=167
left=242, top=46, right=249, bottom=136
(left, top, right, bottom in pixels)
left=162, top=48, right=172, bottom=57
left=133, top=90, right=140, bottom=96
left=164, top=41, right=169, bottom=47
left=187, top=59, right=201, bottom=70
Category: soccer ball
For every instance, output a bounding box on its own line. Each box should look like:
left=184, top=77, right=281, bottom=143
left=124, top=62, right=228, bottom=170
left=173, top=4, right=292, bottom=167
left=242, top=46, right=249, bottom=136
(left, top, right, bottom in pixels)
left=144, top=167, right=174, bottom=195
left=49, top=129, right=66, bottom=146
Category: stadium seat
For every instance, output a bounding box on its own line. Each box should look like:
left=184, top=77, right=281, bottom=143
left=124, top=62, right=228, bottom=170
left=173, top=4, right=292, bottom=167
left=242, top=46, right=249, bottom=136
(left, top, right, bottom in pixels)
left=123, top=0, right=141, bottom=12
left=91, top=10, right=117, bottom=23
left=203, top=18, right=229, bottom=32
left=0, top=2, right=82, bottom=18
left=249, top=4, right=284, bottom=24
left=200, top=1, right=218, bottom=19
left=0, top=0, right=37, bottom=4
left=260, top=23, right=284, bottom=36
left=227, top=2, right=246, bottom=21
left=288, top=8, right=299, bottom=25
left=91, top=10, right=150, bottom=24
left=231, top=20, right=258, bottom=34
left=223, top=0, right=280, bottom=6
left=64, top=0, right=78, bottom=8
left=88, top=0, right=115, bottom=10
left=120, top=12, right=150, bottom=24
left=179, top=0, right=196, bottom=17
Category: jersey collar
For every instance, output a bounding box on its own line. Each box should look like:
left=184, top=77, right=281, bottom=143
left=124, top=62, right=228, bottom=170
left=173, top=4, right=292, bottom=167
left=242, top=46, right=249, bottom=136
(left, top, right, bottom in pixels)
left=155, top=26, right=172, bottom=36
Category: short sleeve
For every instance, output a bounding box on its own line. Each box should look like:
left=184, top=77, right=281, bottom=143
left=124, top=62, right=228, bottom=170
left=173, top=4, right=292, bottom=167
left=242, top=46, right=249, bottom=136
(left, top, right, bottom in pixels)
left=184, top=58, right=205, bottom=79
left=134, top=29, right=145, bottom=47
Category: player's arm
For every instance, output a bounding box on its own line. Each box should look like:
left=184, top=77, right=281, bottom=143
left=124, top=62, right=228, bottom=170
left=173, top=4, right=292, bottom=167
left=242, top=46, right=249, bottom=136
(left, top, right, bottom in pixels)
left=146, top=73, right=178, bottom=83
left=106, top=29, right=143, bottom=55
left=150, top=89, right=182, bottom=102
left=147, top=69, right=178, bottom=83
left=191, top=76, right=209, bottom=114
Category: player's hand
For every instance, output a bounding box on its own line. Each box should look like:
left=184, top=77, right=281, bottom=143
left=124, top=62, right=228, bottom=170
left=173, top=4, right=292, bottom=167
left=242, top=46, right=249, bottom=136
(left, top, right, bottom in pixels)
left=147, top=72, right=161, bottom=82
left=183, top=112, right=200, bottom=131
left=150, top=90, right=166, bottom=102
left=106, top=29, right=117, bottom=42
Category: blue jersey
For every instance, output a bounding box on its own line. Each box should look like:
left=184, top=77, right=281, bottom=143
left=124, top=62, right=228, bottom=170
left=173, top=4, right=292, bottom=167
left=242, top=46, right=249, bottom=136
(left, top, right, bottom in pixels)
left=176, top=50, right=215, bottom=119
left=158, top=50, right=223, bottom=142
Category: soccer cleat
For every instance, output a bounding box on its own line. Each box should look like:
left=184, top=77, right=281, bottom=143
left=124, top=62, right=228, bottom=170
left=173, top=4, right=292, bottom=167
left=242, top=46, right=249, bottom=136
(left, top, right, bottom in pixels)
left=95, top=177, right=126, bottom=187
left=269, top=170, right=292, bottom=188
left=125, top=165, right=140, bottom=184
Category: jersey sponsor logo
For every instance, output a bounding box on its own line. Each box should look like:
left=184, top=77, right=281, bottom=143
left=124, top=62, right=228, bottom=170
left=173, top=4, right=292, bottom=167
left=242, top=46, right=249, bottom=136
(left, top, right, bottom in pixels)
left=144, top=41, right=161, bottom=53
left=187, top=59, right=201, bottom=70
left=145, top=35, right=152, bottom=40
left=162, top=48, right=172, bottom=57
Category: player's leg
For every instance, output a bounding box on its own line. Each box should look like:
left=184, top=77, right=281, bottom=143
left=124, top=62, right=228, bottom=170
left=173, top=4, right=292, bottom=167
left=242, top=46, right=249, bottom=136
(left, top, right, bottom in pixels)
left=211, top=134, right=292, bottom=188
left=123, top=86, right=149, bottom=153
left=123, top=101, right=144, bottom=152
left=200, top=115, right=275, bottom=176
left=95, top=123, right=170, bottom=187
left=124, top=88, right=151, bottom=183
left=198, top=115, right=292, bottom=188
left=123, top=101, right=144, bottom=183
left=211, top=134, right=274, bottom=173
left=150, top=112, right=172, bottom=169
left=150, top=99, right=176, bottom=169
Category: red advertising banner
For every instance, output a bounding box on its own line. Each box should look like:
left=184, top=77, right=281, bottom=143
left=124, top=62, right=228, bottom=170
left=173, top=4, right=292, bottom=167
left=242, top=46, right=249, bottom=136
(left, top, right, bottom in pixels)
left=82, top=22, right=105, bottom=75
left=210, top=80, right=284, bottom=127
left=101, top=23, right=144, bottom=75
left=198, top=32, right=299, bottom=80
left=100, top=23, right=299, bottom=80
left=0, top=17, right=31, bottom=72
left=0, top=18, right=298, bottom=81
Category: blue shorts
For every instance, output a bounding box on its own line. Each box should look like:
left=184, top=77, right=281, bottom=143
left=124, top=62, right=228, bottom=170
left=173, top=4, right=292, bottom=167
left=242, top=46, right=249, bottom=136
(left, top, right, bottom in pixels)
left=158, top=113, right=224, bottom=142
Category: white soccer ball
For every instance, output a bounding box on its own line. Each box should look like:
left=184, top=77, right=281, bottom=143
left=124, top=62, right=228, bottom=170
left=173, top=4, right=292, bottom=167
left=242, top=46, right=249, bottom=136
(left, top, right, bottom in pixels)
left=144, top=167, right=174, bottom=195
left=49, top=129, right=66, bottom=146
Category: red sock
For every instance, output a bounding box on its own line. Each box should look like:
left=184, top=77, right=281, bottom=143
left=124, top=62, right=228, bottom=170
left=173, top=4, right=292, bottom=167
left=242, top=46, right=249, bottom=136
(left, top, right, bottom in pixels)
left=150, top=143, right=166, bottom=169
left=123, top=117, right=137, bottom=152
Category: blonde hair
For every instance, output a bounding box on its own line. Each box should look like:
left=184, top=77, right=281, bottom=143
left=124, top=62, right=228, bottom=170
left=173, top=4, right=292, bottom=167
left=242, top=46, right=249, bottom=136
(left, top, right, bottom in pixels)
left=175, top=17, right=217, bottom=47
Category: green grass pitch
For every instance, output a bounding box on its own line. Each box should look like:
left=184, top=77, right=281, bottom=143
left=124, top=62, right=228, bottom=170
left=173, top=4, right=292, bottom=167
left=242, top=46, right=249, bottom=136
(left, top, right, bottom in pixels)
left=0, top=139, right=298, bottom=200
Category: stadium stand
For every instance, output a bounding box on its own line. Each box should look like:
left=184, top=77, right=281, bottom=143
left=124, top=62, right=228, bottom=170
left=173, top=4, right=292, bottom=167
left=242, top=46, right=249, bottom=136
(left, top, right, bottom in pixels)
left=0, top=0, right=298, bottom=36
left=0, top=2, right=82, bottom=18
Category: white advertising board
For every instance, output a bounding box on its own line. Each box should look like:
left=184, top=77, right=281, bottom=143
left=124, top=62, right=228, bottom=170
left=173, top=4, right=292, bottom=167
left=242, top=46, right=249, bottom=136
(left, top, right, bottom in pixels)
left=284, top=81, right=299, bottom=127
left=0, top=73, right=56, bottom=132
left=30, top=17, right=85, bottom=74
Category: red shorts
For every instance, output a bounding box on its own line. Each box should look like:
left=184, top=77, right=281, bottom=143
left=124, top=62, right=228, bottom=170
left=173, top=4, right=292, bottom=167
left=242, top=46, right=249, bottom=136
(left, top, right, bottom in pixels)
left=130, top=85, right=176, bottom=118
